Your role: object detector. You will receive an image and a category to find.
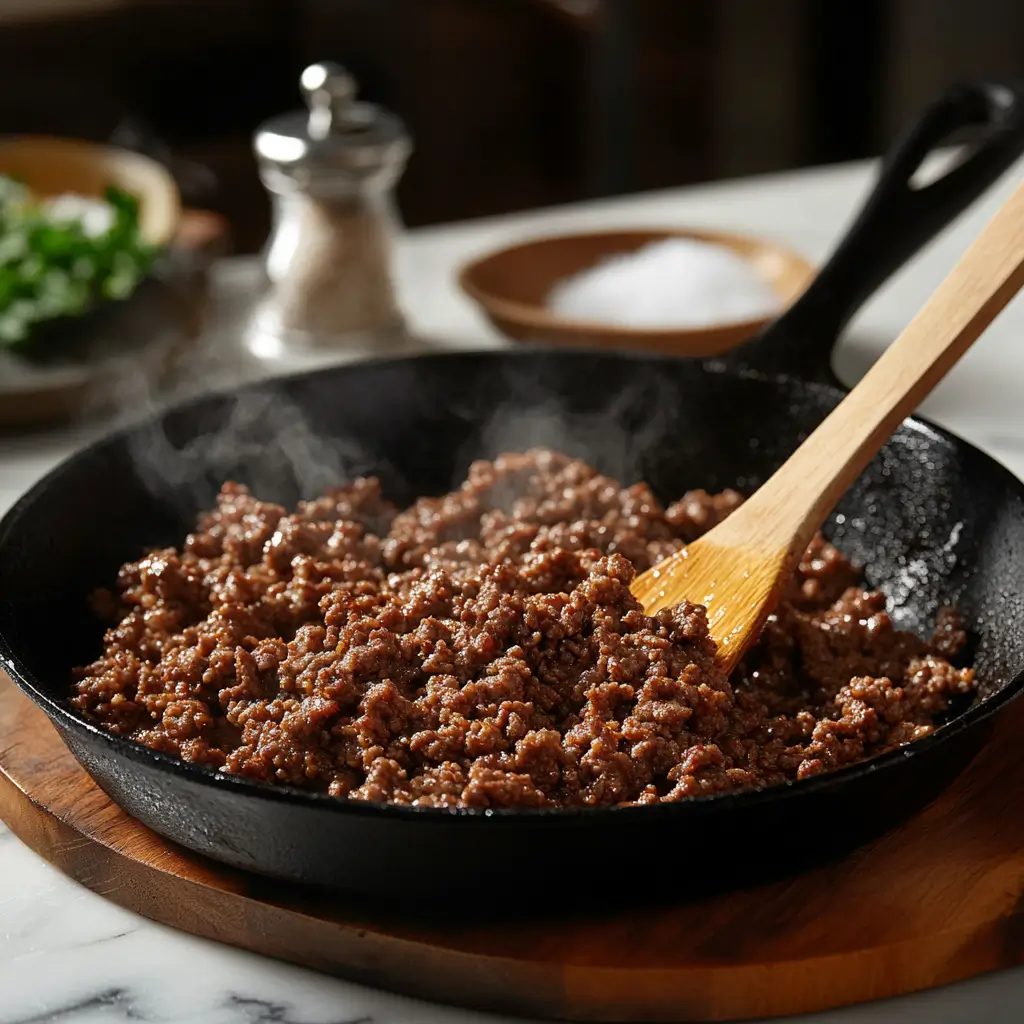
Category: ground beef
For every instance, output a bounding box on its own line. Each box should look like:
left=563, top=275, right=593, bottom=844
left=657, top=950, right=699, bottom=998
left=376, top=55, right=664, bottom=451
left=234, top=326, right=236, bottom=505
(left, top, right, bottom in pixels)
left=72, top=448, right=976, bottom=808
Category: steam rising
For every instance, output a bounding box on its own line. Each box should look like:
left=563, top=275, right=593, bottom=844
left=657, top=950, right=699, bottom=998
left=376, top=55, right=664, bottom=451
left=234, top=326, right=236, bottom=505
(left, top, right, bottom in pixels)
left=128, top=386, right=376, bottom=516
left=465, top=367, right=682, bottom=490
left=116, top=352, right=690, bottom=522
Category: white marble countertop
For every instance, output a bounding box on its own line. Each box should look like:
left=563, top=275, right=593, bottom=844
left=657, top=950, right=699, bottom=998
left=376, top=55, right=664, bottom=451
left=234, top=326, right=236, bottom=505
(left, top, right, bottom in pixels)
left=3, top=154, right=1024, bottom=1024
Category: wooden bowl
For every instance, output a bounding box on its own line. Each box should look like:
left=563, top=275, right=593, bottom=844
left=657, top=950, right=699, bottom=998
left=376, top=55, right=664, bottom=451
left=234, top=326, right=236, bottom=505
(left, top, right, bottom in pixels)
left=0, top=137, right=190, bottom=430
left=458, top=228, right=815, bottom=358
left=0, top=136, right=181, bottom=246
left=0, top=208, right=230, bottom=430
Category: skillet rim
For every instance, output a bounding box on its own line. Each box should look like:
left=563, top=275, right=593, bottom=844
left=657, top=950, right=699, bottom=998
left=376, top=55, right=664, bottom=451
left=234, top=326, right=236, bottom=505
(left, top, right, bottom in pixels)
left=2, top=347, right=1023, bottom=825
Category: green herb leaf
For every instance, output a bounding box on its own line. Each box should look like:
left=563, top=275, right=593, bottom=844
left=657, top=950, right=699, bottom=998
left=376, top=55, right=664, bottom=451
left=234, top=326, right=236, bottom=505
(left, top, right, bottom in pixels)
left=0, top=175, right=159, bottom=350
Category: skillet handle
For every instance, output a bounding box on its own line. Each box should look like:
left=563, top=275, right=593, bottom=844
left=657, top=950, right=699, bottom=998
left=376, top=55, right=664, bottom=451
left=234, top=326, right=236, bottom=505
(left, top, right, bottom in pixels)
left=734, top=79, right=1024, bottom=383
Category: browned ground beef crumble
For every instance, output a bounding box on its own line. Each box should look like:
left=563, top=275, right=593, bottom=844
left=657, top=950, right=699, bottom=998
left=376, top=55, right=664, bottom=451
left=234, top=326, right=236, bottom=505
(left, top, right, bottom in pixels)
left=73, top=448, right=976, bottom=808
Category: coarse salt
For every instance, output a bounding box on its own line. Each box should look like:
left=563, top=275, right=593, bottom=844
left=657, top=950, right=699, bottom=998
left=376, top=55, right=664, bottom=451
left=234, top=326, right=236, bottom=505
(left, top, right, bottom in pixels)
left=546, top=236, right=781, bottom=329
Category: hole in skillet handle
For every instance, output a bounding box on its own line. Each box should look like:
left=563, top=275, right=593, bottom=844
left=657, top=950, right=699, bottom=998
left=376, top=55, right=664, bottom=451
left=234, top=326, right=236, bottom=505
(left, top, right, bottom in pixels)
left=723, top=78, right=1024, bottom=388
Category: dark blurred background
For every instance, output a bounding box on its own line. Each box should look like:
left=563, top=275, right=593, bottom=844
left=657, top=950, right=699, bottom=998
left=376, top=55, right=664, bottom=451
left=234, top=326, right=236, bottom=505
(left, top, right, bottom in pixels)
left=5, top=0, right=1020, bottom=254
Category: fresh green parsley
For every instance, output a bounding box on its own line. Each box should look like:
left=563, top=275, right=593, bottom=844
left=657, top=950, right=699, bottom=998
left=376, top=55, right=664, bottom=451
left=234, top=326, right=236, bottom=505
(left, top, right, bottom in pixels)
left=0, top=176, right=157, bottom=348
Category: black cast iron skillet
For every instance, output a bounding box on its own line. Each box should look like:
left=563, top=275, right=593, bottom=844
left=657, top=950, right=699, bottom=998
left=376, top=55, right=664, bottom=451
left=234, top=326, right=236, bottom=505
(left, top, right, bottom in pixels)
left=2, top=82, right=1024, bottom=908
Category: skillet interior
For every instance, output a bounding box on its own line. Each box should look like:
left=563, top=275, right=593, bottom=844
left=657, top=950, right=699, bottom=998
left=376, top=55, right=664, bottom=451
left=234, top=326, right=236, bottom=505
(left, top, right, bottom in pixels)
left=2, top=349, right=1024, bottom=904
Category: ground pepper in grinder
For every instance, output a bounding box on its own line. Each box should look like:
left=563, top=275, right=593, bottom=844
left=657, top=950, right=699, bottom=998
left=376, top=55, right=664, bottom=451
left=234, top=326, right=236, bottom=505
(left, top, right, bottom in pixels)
left=249, top=62, right=412, bottom=353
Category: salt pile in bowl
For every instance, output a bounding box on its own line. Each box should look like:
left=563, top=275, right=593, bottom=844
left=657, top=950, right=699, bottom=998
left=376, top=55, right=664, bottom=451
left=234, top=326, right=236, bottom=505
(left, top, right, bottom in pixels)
left=547, top=236, right=782, bottom=329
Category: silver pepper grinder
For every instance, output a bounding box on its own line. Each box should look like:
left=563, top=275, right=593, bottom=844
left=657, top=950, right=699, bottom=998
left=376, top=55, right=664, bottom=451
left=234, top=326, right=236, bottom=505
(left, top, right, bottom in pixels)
left=247, top=62, right=412, bottom=359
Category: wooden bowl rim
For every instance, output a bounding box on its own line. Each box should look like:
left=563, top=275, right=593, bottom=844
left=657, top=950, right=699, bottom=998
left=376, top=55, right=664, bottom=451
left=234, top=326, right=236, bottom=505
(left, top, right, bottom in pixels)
left=0, top=134, right=182, bottom=248
left=457, top=226, right=815, bottom=340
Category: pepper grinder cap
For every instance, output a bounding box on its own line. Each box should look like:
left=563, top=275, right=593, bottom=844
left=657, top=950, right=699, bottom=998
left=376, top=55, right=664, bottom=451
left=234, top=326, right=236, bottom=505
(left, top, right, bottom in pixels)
left=254, top=61, right=411, bottom=185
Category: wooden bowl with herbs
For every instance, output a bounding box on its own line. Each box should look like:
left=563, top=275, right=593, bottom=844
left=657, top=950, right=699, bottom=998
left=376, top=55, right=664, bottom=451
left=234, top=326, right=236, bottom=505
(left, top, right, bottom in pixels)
left=0, top=137, right=179, bottom=347
left=0, top=137, right=194, bottom=427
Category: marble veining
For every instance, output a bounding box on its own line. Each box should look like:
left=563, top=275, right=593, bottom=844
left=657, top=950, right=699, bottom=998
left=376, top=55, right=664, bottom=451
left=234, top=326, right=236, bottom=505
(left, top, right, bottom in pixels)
left=0, top=820, right=536, bottom=1024
left=5, top=991, right=375, bottom=1024
left=0, top=834, right=518, bottom=1024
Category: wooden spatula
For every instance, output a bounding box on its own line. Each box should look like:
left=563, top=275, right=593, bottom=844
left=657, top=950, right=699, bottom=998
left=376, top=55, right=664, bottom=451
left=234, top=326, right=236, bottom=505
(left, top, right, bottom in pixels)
left=631, top=177, right=1024, bottom=676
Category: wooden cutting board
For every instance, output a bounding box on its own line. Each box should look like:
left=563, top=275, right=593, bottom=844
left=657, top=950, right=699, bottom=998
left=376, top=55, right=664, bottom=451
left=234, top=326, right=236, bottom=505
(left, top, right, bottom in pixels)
left=2, top=667, right=1024, bottom=1022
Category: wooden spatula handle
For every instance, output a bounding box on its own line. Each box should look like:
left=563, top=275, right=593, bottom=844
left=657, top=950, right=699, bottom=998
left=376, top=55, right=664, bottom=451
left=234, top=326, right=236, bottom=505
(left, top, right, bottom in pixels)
left=722, top=176, right=1024, bottom=563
